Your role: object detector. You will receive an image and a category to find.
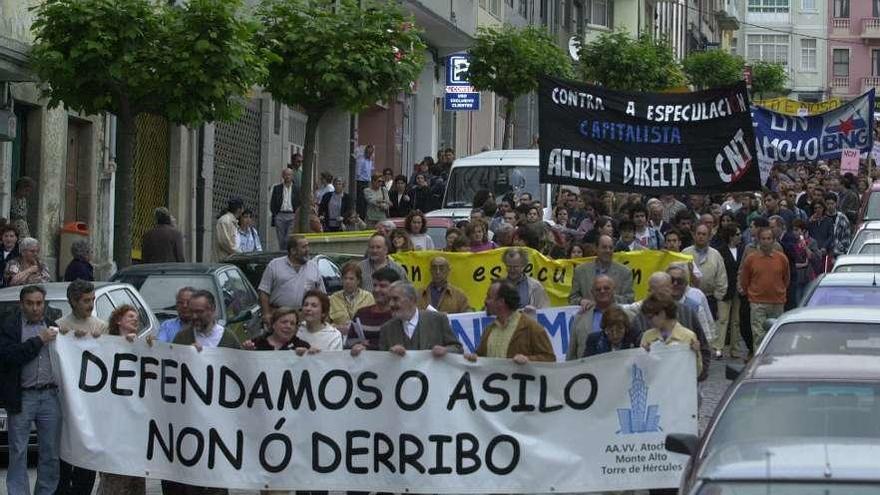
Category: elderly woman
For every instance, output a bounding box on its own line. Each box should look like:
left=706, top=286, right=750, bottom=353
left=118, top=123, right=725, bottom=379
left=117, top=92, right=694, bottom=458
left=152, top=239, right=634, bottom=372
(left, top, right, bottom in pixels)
left=64, top=239, right=94, bottom=282
left=328, top=262, right=374, bottom=331
left=4, top=237, right=51, bottom=286
left=584, top=305, right=640, bottom=357
left=98, top=305, right=145, bottom=494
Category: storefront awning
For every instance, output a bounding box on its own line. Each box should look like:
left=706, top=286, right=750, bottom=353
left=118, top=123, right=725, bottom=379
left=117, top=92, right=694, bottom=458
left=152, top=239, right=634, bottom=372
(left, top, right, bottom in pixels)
left=401, top=0, right=474, bottom=56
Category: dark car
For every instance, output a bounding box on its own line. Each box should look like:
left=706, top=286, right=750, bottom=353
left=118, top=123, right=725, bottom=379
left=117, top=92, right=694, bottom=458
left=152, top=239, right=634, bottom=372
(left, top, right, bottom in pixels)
left=799, top=272, right=880, bottom=307
left=111, top=263, right=262, bottom=342
left=223, top=253, right=347, bottom=295
left=665, top=354, right=880, bottom=494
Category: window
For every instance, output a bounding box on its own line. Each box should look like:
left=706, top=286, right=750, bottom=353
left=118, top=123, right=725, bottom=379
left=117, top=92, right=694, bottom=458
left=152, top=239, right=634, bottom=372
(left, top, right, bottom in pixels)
left=801, top=0, right=816, bottom=10
left=874, top=0, right=880, bottom=17
left=747, top=0, right=789, bottom=13
left=95, top=295, right=114, bottom=322
left=108, top=289, right=150, bottom=330
left=746, top=34, right=790, bottom=66
left=572, top=0, right=584, bottom=33
left=800, top=39, right=816, bottom=71
left=218, top=269, right=258, bottom=321
left=832, top=48, right=850, bottom=77
left=833, top=0, right=849, bottom=18
left=519, top=0, right=529, bottom=17
left=873, top=50, right=880, bottom=77
left=588, top=0, right=613, bottom=27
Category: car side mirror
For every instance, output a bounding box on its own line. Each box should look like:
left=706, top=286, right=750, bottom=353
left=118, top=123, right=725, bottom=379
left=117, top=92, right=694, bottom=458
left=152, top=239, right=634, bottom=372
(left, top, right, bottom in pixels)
left=228, top=308, right=253, bottom=324
left=725, top=364, right=743, bottom=381
left=762, top=318, right=776, bottom=332
left=665, top=433, right=699, bottom=457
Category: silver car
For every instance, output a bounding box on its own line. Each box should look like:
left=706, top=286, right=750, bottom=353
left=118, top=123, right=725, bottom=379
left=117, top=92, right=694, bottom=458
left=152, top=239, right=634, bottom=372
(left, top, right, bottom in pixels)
left=831, top=254, right=880, bottom=273
left=756, top=306, right=880, bottom=358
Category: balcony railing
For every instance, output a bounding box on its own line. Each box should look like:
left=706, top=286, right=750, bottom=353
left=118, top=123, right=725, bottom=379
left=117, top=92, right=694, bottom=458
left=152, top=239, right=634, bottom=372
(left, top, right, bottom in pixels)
left=831, top=76, right=851, bottom=96
left=863, top=76, right=880, bottom=92
left=832, top=17, right=851, bottom=36
left=862, top=18, right=880, bottom=38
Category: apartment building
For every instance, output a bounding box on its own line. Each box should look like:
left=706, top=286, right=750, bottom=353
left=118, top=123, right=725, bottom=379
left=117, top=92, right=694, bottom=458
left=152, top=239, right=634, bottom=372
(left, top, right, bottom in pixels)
left=828, top=0, right=880, bottom=100
left=735, top=0, right=827, bottom=101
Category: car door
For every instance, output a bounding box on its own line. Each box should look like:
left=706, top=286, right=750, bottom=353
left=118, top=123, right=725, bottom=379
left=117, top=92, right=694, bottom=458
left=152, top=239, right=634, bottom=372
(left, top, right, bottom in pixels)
left=316, top=256, right=342, bottom=294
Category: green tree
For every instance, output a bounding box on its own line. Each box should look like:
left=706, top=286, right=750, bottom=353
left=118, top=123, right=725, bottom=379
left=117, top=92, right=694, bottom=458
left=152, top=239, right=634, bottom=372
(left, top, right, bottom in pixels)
left=579, top=31, right=685, bottom=91
left=30, top=0, right=264, bottom=267
left=683, top=50, right=745, bottom=90
left=257, top=0, right=425, bottom=232
left=467, top=25, right=573, bottom=149
left=750, top=61, right=788, bottom=99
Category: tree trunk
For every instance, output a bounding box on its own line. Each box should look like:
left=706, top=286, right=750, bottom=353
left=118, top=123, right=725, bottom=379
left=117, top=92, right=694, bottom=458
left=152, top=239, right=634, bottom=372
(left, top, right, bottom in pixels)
left=113, top=106, right=137, bottom=269
left=502, top=98, right=514, bottom=150
left=298, top=112, right=324, bottom=233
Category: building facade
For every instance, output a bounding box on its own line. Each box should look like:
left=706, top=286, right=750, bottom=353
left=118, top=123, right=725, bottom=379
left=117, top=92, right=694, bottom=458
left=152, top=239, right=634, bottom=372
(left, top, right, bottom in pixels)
left=736, top=0, right=828, bottom=101
left=828, top=0, right=880, bottom=100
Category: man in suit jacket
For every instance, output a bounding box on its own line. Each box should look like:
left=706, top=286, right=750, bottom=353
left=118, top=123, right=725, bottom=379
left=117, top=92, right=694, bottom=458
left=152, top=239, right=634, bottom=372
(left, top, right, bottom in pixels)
left=570, top=234, right=634, bottom=308
left=0, top=285, right=61, bottom=494
left=141, top=207, right=186, bottom=263
left=567, top=274, right=617, bottom=360
left=318, top=177, right=353, bottom=232
left=464, top=280, right=555, bottom=364
left=376, top=280, right=463, bottom=356
left=269, top=168, right=300, bottom=250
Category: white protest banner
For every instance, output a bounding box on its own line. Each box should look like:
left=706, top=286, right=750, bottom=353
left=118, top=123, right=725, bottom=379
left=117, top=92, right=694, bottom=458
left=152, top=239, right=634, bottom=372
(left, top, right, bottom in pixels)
left=449, top=306, right=581, bottom=362
left=51, top=335, right=697, bottom=493
left=841, top=148, right=860, bottom=175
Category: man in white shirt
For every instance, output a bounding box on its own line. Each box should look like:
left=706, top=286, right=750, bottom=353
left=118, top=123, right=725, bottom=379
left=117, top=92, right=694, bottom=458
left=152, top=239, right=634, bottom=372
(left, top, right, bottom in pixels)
left=258, top=235, right=325, bottom=326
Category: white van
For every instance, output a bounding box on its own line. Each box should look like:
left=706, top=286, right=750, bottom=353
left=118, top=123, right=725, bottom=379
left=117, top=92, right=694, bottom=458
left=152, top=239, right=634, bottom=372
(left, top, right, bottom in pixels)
left=425, top=149, right=553, bottom=221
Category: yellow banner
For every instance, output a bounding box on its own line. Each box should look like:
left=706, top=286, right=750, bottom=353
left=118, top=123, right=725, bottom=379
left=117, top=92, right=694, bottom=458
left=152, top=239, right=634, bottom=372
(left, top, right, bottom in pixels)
left=390, top=248, right=693, bottom=310
left=754, top=97, right=842, bottom=116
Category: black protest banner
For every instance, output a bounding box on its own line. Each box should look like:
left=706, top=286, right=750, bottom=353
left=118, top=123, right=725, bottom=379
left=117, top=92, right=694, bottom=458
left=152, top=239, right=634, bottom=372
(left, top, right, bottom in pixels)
left=538, top=76, right=760, bottom=193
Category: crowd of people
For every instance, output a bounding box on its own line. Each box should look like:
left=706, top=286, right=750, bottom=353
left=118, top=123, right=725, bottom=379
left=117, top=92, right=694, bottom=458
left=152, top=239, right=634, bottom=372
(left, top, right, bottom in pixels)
left=1, top=138, right=878, bottom=495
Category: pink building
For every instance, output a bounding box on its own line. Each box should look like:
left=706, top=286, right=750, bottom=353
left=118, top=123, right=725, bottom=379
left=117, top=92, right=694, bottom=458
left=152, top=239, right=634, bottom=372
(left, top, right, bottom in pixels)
left=829, top=0, right=880, bottom=99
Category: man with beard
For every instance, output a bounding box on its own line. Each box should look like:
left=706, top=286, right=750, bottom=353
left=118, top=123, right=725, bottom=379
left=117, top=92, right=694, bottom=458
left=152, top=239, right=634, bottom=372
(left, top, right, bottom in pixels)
left=371, top=281, right=462, bottom=356
left=258, top=235, right=325, bottom=328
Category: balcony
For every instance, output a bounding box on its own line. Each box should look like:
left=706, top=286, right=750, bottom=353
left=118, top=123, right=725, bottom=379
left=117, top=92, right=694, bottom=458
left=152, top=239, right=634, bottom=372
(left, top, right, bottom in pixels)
left=832, top=18, right=851, bottom=37
left=862, top=18, right=880, bottom=39
left=863, top=77, right=880, bottom=93
left=830, top=76, right=851, bottom=96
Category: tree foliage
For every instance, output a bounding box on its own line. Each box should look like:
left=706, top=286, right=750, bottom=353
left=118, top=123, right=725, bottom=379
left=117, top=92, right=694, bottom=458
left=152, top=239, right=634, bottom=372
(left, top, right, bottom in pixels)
left=30, top=0, right=265, bottom=267
left=750, top=61, right=788, bottom=98
left=467, top=25, right=573, bottom=148
left=257, top=0, right=426, bottom=231
left=579, top=31, right=685, bottom=91
left=682, top=50, right=745, bottom=90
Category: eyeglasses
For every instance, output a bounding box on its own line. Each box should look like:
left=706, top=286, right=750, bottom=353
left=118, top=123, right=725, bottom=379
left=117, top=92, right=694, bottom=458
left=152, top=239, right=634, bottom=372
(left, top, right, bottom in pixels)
left=670, top=277, right=686, bottom=285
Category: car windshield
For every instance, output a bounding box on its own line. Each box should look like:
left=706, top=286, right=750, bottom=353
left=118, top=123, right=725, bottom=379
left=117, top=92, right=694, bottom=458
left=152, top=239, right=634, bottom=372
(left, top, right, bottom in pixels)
left=706, top=381, right=880, bottom=453
left=851, top=229, right=880, bottom=253
left=698, top=481, right=880, bottom=494
left=444, top=166, right=540, bottom=207
left=0, top=299, right=70, bottom=322
left=113, top=274, right=218, bottom=318
left=805, top=286, right=880, bottom=307
left=833, top=264, right=880, bottom=273
left=865, top=192, right=880, bottom=221
left=764, top=322, right=880, bottom=356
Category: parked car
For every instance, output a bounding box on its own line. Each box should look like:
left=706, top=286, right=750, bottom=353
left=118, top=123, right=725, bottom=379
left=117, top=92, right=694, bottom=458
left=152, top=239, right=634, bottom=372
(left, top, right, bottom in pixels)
left=111, top=263, right=262, bottom=342
left=856, top=239, right=880, bottom=255
left=665, top=354, right=880, bottom=494
left=0, top=281, right=159, bottom=456
left=831, top=254, right=880, bottom=273
left=848, top=220, right=880, bottom=254
left=857, top=180, right=880, bottom=225
left=389, top=217, right=455, bottom=250
left=755, top=306, right=880, bottom=357
left=224, top=253, right=346, bottom=295
left=800, top=272, right=880, bottom=307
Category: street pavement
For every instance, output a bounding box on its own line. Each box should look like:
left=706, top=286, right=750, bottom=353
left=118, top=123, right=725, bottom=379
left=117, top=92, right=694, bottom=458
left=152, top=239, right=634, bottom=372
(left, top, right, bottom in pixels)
left=1, top=356, right=736, bottom=495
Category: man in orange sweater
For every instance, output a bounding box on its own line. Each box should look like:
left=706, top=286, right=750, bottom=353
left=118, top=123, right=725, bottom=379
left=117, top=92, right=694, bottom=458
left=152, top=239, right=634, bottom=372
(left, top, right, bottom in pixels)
left=739, top=227, right=790, bottom=350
